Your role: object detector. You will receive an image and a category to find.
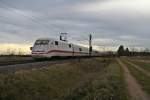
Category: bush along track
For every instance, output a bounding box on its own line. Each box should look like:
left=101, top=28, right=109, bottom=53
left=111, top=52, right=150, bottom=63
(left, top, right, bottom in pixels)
left=0, top=58, right=129, bottom=100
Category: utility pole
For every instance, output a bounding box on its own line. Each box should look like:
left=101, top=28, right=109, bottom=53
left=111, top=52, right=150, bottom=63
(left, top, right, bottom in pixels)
left=89, top=34, right=92, bottom=56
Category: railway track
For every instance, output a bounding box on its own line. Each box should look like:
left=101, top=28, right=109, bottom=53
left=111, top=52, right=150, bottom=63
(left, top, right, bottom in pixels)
left=0, top=60, right=36, bottom=66
left=0, top=58, right=86, bottom=73
left=0, top=56, right=34, bottom=66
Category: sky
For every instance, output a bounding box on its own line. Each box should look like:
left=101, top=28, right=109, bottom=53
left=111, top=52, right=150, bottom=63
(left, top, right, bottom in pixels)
left=0, top=0, right=150, bottom=54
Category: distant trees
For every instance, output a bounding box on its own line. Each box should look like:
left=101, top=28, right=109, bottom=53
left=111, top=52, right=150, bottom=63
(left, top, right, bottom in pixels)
left=117, top=45, right=150, bottom=56
left=117, top=45, right=130, bottom=56
left=0, top=48, right=27, bottom=56
left=125, top=48, right=130, bottom=56
left=117, top=45, right=125, bottom=56
left=143, top=48, right=149, bottom=53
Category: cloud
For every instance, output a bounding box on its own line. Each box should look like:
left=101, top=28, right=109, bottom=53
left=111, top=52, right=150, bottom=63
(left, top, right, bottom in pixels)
left=0, top=0, right=150, bottom=52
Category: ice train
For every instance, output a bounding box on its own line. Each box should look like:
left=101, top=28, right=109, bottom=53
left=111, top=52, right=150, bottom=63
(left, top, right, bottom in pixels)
left=30, top=38, right=99, bottom=58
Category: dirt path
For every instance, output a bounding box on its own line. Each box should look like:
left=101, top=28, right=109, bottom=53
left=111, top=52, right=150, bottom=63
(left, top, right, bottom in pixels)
left=126, top=60, right=150, bottom=77
left=116, top=58, right=149, bottom=100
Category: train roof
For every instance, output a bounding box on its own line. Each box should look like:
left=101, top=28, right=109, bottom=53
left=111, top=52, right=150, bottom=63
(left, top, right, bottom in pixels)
left=36, top=38, right=68, bottom=43
left=36, top=38, right=88, bottom=48
left=37, top=38, right=57, bottom=41
left=36, top=38, right=99, bottom=52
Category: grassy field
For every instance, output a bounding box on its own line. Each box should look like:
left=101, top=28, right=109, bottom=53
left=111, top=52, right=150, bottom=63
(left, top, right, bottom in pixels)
left=0, top=58, right=129, bottom=100
left=129, top=60, right=150, bottom=72
left=130, top=56, right=150, bottom=60
left=123, top=59, right=150, bottom=94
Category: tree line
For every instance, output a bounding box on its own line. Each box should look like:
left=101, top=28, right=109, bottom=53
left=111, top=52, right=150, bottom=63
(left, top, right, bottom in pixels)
left=117, top=45, right=150, bottom=56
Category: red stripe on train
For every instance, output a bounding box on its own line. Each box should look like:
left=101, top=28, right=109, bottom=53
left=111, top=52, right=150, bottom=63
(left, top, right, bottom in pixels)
left=32, top=50, right=89, bottom=54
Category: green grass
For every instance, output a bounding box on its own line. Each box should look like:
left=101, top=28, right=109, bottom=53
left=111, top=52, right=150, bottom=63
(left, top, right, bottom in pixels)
left=0, top=58, right=129, bottom=100
left=123, top=59, right=150, bottom=94
left=130, top=56, right=150, bottom=60
left=130, top=60, right=150, bottom=72
left=67, top=60, right=130, bottom=100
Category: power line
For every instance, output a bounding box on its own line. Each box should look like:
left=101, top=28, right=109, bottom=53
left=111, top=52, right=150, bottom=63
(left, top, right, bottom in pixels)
left=68, top=33, right=89, bottom=42
left=0, top=0, right=57, bottom=35
left=0, top=0, right=96, bottom=45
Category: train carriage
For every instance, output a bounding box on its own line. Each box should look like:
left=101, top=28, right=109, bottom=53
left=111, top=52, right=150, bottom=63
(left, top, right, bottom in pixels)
left=31, top=38, right=90, bottom=58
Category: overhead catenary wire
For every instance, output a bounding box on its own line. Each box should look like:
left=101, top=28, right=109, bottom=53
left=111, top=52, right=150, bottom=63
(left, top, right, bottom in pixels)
left=0, top=1, right=95, bottom=43
left=0, top=0, right=98, bottom=47
left=0, top=0, right=57, bottom=35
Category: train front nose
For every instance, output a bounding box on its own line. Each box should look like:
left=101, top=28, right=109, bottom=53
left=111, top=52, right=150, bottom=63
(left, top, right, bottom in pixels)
left=30, top=39, right=50, bottom=58
left=31, top=45, right=48, bottom=58
left=31, top=52, right=47, bottom=58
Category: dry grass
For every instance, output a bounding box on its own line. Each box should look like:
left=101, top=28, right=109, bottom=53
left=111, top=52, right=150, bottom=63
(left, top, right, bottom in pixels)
left=0, top=58, right=129, bottom=100
left=66, top=59, right=130, bottom=100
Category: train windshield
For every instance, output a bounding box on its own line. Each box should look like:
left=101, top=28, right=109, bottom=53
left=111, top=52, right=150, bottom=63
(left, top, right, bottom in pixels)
left=35, top=40, right=49, bottom=45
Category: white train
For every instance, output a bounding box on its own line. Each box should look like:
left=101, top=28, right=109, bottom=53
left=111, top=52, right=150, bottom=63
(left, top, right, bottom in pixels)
left=30, top=38, right=99, bottom=58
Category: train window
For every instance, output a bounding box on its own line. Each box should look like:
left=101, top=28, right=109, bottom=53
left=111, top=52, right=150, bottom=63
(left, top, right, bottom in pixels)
left=69, top=44, right=72, bottom=48
left=55, top=41, right=59, bottom=45
left=35, top=40, right=49, bottom=45
left=35, top=40, right=41, bottom=45
left=79, top=48, right=82, bottom=51
left=42, top=40, right=49, bottom=44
